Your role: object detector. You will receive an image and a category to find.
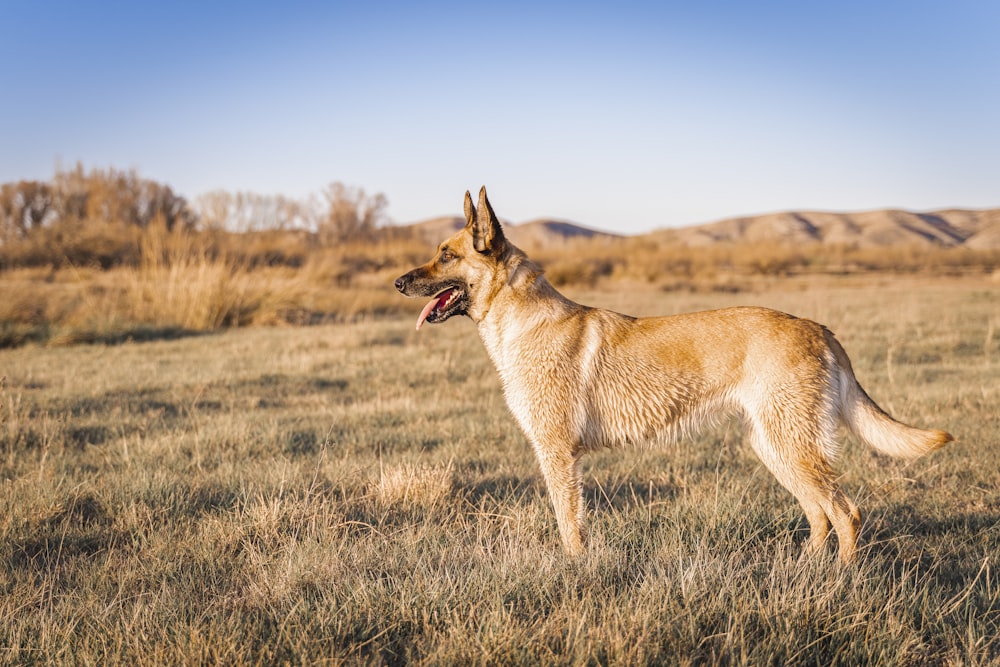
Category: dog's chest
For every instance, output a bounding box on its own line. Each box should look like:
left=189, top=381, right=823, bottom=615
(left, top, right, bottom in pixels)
left=477, top=316, right=600, bottom=440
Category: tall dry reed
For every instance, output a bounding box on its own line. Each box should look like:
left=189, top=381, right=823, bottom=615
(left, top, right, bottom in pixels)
left=121, top=223, right=263, bottom=329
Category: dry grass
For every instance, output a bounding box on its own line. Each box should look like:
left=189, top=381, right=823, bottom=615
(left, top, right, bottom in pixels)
left=0, top=275, right=997, bottom=665
left=375, top=461, right=455, bottom=510
left=0, top=230, right=420, bottom=347
left=3, top=221, right=999, bottom=349
left=525, top=234, right=1000, bottom=288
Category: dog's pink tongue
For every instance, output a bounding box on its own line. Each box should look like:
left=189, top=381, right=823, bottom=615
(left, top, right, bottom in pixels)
left=415, top=298, right=438, bottom=330
left=415, top=288, right=456, bottom=330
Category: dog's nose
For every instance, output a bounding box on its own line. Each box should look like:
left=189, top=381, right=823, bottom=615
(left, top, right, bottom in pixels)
left=394, top=276, right=407, bottom=292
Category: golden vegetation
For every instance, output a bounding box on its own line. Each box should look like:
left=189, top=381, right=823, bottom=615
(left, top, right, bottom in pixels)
left=3, top=166, right=995, bottom=662
left=2, top=166, right=998, bottom=348
left=1, top=282, right=996, bottom=663
left=375, top=461, right=455, bottom=510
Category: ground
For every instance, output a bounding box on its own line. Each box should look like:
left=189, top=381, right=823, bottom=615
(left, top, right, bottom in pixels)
left=1, top=275, right=997, bottom=665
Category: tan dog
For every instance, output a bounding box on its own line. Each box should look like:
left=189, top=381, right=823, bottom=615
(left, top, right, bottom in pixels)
left=395, top=187, right=952, bottom=563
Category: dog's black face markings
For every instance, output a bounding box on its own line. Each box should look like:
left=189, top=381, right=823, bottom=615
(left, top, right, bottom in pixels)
left=393, top=244, right=471, bottom=328
left=419, top=245, right=470, bottom=323
left=394, top=274, right=470, bottom=328
left=421, top=284, right=470, bottom=325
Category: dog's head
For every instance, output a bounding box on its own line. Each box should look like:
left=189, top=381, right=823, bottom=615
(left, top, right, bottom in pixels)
left=395, top=186, right=511, bottom=329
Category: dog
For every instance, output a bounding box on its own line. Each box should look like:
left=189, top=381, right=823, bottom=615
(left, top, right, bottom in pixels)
left=394, top=187, right=953, bottom=563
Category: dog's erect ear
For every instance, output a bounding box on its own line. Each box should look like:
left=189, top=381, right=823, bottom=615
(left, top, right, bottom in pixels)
left=464, top=190, right=476, bottom=227
left=465, top=186, right=505, bottom=254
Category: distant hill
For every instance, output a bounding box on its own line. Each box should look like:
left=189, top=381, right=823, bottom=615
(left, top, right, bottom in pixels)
left=406, top=216, right=466, bottom=246
left=505, top=219, right=620, bottom=248
left=404, top=207, right=1000, bottom=249
left=405, top=216, right=620, bottom=248
left=657, top=208, right=1000, bottom=249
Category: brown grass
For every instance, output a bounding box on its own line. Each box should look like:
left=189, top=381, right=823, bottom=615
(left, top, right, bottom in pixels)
left=0, top=228, right=428, bottom=347
left=376, top=461, right=455, bottom=510
left=2, top=220, right=999, bottom=349
left=0, top=275, right=996, bottom=664
left=525, top=234, right=1000, bottom=288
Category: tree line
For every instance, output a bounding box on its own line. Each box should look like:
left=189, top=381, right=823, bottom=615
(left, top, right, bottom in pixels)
left=0, top=165, right=392, bottom=269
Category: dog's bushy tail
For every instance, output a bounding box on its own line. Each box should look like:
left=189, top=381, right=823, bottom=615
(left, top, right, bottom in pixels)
left=841, top=378, right=953, bottom=458
left=828, top=332, right=953, bottom=459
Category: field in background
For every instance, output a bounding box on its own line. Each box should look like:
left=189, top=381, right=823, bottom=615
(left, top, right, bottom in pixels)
left=0, top=226, right=432, bottom=348
left=3, top=223, right=999, bottom=349
left=1, top=277, right=997, bottom=664
left=3, top=165, right=998, bottom=348
left=3, top=166, right=998, bottom=348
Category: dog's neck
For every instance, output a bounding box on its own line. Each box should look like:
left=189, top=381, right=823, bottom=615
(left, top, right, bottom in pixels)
left=474, top=250, right=584, bottom=368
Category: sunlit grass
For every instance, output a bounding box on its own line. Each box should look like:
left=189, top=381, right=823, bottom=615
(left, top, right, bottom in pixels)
left=0, top=277, right=997, bottom=664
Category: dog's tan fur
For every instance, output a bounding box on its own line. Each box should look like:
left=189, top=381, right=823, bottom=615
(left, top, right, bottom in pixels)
left=395, top=187, right=953, bottom=563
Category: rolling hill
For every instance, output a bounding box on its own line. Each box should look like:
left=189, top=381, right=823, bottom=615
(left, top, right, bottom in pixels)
left=405, top=207, right=1000, bottom=249
left=658, top=208, right=1000, bottom=248
left=405, top=216, right=620, bottom=248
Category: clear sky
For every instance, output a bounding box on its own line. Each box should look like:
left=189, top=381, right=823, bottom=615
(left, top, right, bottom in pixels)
left=2, top=1, right=998, bottom=234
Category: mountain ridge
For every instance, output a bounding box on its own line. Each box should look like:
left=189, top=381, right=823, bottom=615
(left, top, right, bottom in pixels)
left=403, top=207, right=1000, bottom=249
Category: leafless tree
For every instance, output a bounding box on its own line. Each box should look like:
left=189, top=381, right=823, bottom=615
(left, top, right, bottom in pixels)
left=49, top=164, right=194, bottom=230
left=318, top=182, right=388, bottom=244
left=194, top=190, right=313, bottom=232
left=0, top=180, right=57, bottom=242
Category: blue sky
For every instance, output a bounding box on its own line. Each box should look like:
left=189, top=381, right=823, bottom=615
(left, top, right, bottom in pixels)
left=2, top=1, right=998, bottom=233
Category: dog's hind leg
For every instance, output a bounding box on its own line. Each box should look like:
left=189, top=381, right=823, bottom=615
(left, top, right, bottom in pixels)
left=534, top=446, right=587, bottom=556
left=745, top=408, right=861, bottom=564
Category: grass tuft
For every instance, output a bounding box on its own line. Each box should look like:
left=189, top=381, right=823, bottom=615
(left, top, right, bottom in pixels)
left=376, top=460, right=455, bottom=511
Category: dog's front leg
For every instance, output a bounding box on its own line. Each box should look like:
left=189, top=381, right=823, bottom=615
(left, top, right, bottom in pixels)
left=534, top=445, right=587, bottom=556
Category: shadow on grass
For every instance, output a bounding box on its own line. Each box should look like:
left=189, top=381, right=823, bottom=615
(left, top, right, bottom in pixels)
left=586, top=477, right=682, bottom=513
left=865, top=503, right=1000, bottom=547
left=8, top=492, right=119, bottom=573
left=61, top=387, right=184, bottom=419
left=862, top=504, right=1000, bottom=593
left=56, top=324, right=207, bottom=346
left=0, top=322, right=208, bottom=349
left=454, top=472, right=543, bottom=507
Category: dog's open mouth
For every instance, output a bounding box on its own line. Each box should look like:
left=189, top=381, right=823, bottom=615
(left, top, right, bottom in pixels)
left=415, top=286, right=468, bottom=330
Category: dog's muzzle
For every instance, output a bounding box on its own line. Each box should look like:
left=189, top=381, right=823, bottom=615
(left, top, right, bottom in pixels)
left=394, top=272, right=417, bottom=295
left=394, top=271, right=469, bottom=329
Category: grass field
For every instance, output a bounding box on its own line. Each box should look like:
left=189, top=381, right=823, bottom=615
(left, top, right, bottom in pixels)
left=1, top=275, right=998, bottom=665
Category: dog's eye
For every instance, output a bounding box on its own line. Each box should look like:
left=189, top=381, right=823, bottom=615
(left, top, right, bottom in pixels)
left=440, top=250, right=456, bottom=263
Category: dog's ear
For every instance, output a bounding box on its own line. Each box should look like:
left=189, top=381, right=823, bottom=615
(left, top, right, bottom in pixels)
left=466, top=186, right=505, bottom=254
left=464, top=190, right=476, bottom=227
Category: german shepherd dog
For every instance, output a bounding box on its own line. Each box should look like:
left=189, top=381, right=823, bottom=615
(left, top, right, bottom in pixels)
left=395, top=187, right=952, bottom=563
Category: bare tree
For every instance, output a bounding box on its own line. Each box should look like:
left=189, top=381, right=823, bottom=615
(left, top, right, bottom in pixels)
left=49, top=164, right=195, bottom=231
left=318, top=182, right=388, bottom=244
left=0, top=180, right=57, bottom=242
left=193, top=190, right=235, bottom=231
left=194, top=190, right=311, bottom=232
